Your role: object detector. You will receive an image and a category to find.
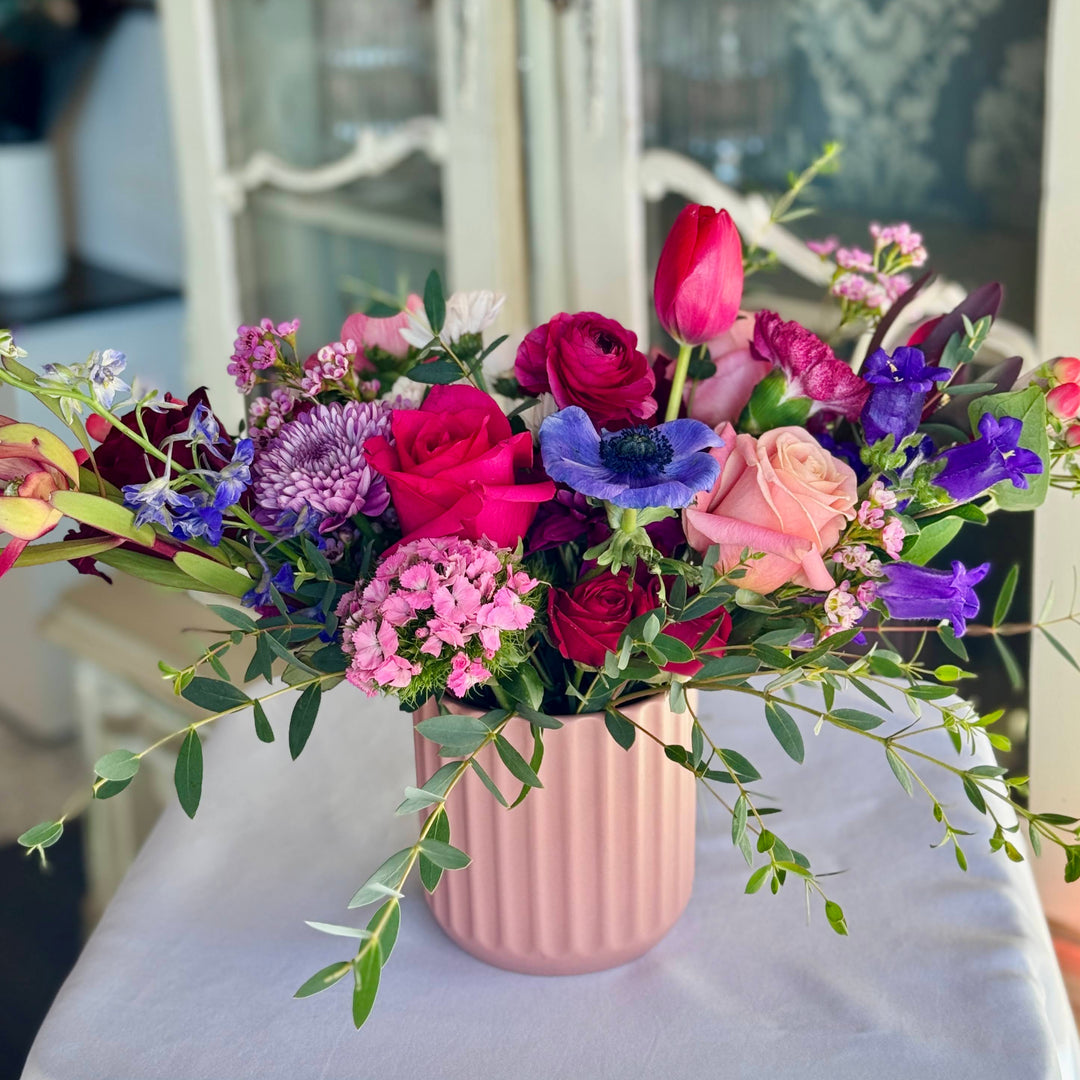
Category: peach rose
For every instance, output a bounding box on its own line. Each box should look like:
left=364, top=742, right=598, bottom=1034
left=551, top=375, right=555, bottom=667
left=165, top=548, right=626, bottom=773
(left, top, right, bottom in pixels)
left=684, top=424, right=858, bottom=593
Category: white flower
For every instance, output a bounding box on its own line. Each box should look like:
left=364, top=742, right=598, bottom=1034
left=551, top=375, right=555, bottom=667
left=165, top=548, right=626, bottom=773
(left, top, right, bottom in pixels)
left=399, top=290, right=506, bottom=349
left=87, top=349, right=129, bottom=409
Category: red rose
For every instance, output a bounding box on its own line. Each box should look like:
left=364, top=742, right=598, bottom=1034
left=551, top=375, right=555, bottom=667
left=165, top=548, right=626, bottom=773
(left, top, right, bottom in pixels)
left=548, top=570, right=733, bottom=674
left=515, top=312, right=657, bottom=428
left=661, top=602, right=732, bottom=677
left=365, top=384, right=554, bottom=548
left=547, top=569, right=658, bottom=668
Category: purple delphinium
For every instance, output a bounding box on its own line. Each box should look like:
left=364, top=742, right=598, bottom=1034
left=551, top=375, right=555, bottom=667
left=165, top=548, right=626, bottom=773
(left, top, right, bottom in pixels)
left=539, top=406, right=721, bottom=510
left=933, top=413, right=1043, bottom=503
left=252, top=400, right=392, bottom=532
left=859, top=346, right=950, bottom=447
left=122, top=475, right=192, bottom=531
left=877, top=560, right=990, bottom=637
left=243, top=562, right=296, bottom=610
left=207, top=438, right=254, bottom=509
left=170, top=491, right=225, bottom=546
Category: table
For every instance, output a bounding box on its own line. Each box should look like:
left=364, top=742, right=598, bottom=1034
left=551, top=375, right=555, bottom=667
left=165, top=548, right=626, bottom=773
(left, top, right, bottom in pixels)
left=22, top=684, right=1080, bottom=1079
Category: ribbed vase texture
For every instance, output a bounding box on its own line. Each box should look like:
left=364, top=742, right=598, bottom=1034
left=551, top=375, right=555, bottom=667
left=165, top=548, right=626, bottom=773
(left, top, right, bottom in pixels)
left=412, top=696, right=696, bottom=975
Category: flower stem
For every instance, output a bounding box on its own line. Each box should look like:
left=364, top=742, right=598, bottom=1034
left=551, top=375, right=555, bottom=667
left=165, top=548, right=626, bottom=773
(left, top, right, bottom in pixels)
left=620, top=508, right=638, bottom=534
left=665, top=342, right=694, bottom=423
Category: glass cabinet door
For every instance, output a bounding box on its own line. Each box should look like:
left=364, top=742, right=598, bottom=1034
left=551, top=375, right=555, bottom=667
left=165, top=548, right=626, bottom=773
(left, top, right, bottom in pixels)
left=161, top=0, right=527, bottom=414
left=637, top=0, right=1048, bottom=331
left=214, top=0, right=446, bottom=350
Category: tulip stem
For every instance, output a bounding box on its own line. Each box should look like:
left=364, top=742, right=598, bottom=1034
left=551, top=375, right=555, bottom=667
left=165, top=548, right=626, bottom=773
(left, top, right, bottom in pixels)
left=665, top=342, right=694, bottom=423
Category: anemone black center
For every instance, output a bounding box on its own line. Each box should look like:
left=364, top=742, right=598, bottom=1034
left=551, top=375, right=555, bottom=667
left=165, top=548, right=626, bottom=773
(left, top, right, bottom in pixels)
left=599, top=425, right=673, bottom=479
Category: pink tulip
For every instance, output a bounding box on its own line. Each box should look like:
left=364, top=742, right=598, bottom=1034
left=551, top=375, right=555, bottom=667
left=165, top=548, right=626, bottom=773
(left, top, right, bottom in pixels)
left=341, top=293, right=424, bottom=366
left=1048, top=382, right=1080, bottom=420
left=654, top=204, right=744, bottom=346
left=679, top=311, right=769, bottom=427
left=1053, top=356, right=1080, bottom=384
left=0, top=418, right=80, bottom=577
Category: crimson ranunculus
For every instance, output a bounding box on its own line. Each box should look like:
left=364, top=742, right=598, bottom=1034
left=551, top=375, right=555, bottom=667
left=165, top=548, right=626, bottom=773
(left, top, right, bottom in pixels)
left=515, top=312, right=656, bottom=428
left=365, top=384, right=554, bottom=548
left=547, top=569, right=657, bottom=668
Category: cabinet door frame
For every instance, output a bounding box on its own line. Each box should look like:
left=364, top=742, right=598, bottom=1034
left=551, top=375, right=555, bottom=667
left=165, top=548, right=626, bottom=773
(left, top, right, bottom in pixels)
left=1031, top=0, right=1080, bottom=934
left=158, top=0, right=528, bottom=426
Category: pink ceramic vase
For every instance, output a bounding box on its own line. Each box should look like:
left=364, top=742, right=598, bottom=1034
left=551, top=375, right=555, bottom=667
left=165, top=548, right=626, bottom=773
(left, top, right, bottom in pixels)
left=412, top=695, right=696, bottom=975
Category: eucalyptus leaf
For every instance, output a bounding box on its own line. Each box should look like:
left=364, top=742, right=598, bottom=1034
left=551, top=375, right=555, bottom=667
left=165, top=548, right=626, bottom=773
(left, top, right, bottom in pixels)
left=289, top=682, right=322, bottom=760
left=93, top=749, right=140, bottom=782
left=765, top=701, right=804, bottom=763
left=348, top=849, right=411, bottom=908
left=604, top=707, right=636, bottom=751
left=294, top=962, right=351, bottom=999
left=174, top=728, right=203, bottom=819
left=181, top=677, right=251, bottom=714
left=417, top=838, right=471, bottom=870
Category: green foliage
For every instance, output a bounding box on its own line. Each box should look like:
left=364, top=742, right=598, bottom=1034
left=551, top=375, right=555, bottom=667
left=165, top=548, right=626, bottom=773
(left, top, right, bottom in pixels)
left=174, top=728, right=203, bottom=819
left=289, top=683, right=322, bottom=760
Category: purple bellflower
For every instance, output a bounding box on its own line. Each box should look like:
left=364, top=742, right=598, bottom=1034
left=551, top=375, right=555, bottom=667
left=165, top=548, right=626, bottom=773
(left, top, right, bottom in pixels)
left=877, top=560, right=990, bottom=637
left=860, top=346, right=950, bottom=447
left=933, top=413, right=1043, bottom=503
left=539, top=406, right=722, bottom=510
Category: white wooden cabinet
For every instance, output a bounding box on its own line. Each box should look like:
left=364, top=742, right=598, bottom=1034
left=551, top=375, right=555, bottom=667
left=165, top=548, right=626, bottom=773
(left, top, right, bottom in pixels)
left=158, top=0, right=1079, bottom=929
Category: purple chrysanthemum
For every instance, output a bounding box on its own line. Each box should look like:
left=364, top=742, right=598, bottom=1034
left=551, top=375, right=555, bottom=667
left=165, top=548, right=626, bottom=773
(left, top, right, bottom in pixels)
left=253, top=401, right=393, bottom=532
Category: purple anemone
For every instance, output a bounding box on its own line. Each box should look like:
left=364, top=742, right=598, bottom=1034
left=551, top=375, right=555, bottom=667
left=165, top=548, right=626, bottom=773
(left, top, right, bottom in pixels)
left=539, top=405, right=721, bottom=510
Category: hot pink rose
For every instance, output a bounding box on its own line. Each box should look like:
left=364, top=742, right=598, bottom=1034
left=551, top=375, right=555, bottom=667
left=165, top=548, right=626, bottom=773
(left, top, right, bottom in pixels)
left=341, top=294, right=423, bottom=365
left=684, top=423, right=858, bottom=593
left=679, top=310, right=770, bottom=427
left=364, top=384, right=555, bottom=548
left=515, top=311, right=657, bottom=428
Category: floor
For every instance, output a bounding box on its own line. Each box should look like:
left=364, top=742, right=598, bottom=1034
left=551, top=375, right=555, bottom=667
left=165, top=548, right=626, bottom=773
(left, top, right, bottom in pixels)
left=0, top=714, right=86, bottom=1080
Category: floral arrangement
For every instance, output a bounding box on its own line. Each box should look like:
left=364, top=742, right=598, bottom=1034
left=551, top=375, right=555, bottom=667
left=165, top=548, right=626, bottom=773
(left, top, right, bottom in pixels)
left=5, top=160, right=1080, bottom=1028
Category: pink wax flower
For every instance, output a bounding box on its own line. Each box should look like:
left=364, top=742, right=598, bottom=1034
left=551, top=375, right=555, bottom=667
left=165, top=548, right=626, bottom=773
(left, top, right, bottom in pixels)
left=653, top=204, right=744, bottom=346
left=824, top=581, right=863, bottom=630
left=338, top=536, right=540, bottom=700
left=341, top=294, right=423, bottom=364
left=807, top=236, right=839, bottom=257
left=836, top=247, right=874, bottom=273
left=881, top=518, right=906, bottom=558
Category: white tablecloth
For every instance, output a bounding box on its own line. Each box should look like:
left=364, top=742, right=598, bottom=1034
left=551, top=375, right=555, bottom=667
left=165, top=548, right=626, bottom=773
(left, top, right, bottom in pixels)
left=22, top=682, right=1080, bottom=1080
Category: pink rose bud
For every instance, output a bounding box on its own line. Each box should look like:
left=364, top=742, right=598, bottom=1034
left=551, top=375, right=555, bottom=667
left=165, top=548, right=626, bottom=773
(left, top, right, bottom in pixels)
left=1047, top=382, right=1080, bottom=420
left=654, top=204, right=744, bottom=346
left=1052, top=356, right=1080, bottom=384
left=1066, top=424, right=1080, bottom=448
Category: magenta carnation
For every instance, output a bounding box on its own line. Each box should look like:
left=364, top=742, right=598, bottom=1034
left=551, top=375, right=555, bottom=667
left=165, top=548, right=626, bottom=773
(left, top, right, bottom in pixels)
left=253, top=400, right=393, bottom=531
left=751, top=310, right=869, bottom=421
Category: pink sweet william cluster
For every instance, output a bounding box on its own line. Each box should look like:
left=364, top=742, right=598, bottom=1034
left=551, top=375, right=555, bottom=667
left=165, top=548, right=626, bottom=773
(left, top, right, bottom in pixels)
left=336, top=536, right=540, bottom=700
